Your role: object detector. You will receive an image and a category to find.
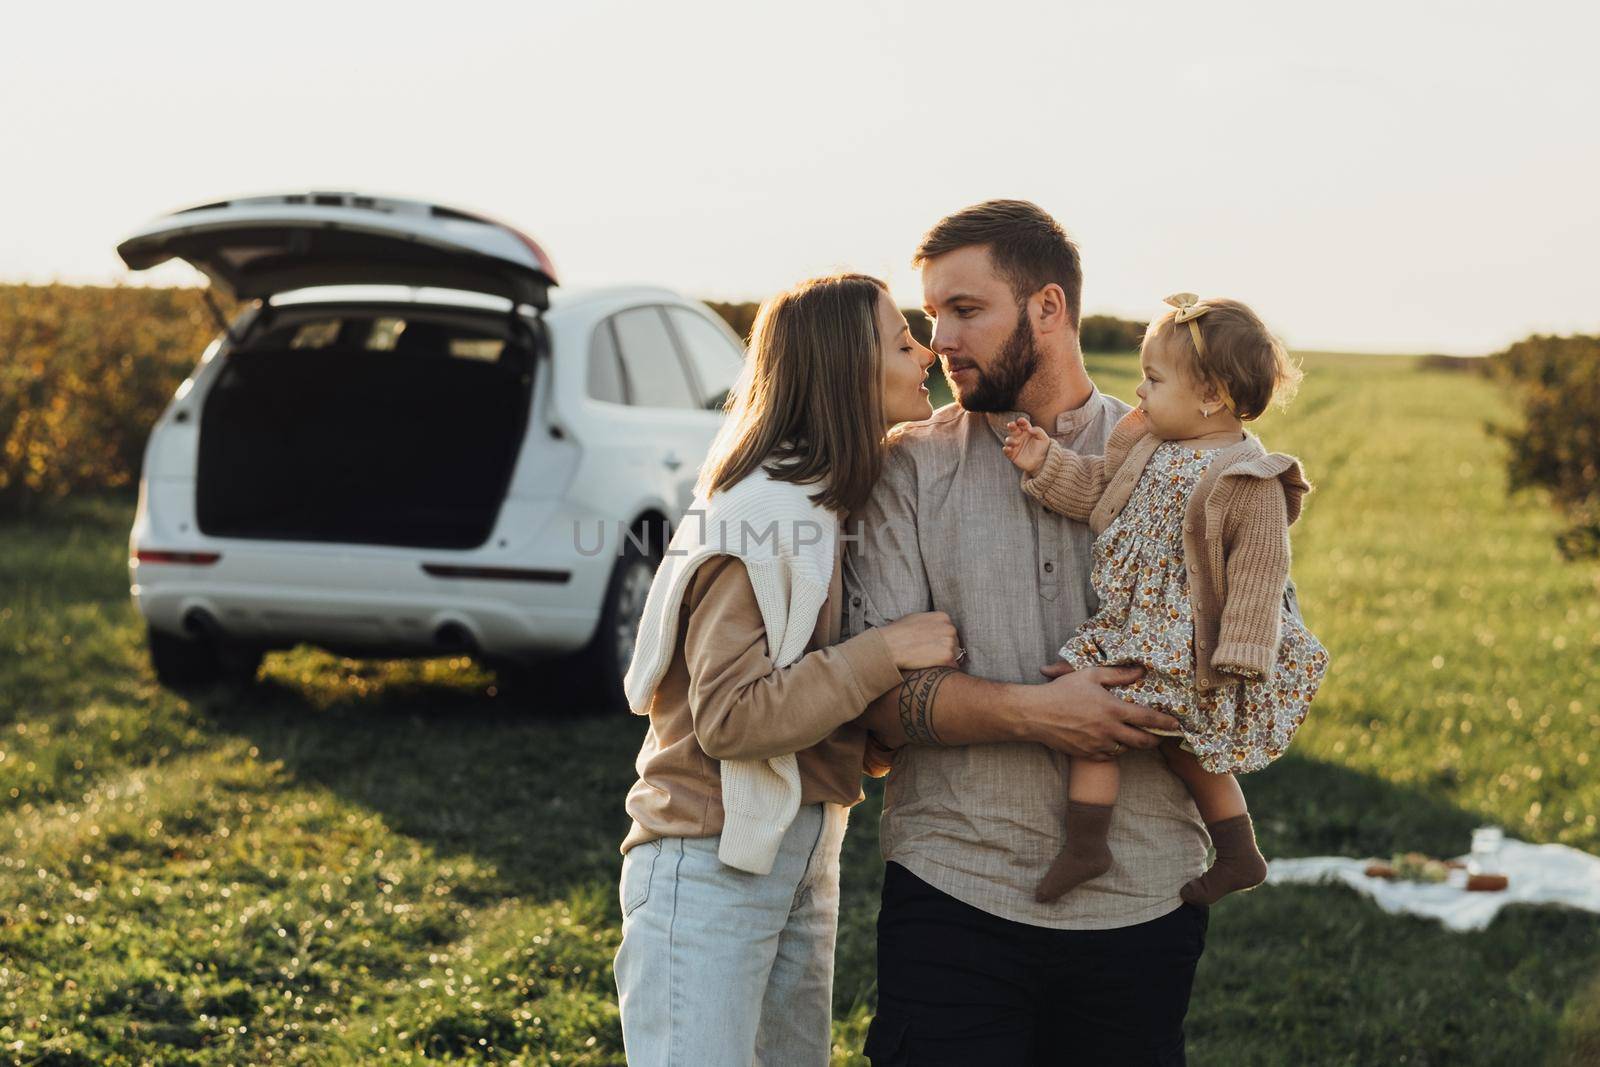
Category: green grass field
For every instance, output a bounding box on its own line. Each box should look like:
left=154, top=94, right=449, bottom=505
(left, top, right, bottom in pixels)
left=3, top=353, right=1598, bottom=1065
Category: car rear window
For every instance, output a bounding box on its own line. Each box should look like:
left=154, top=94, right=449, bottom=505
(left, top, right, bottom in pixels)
left=256, top=314, right=510, bottom=361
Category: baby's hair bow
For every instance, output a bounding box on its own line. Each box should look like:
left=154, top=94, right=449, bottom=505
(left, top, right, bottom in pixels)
left=1163, top=291, right=1237, bottom=416
left=1164, top=292, right=1212, bottom=324
left=1164, top=292, right=1214, bottom=361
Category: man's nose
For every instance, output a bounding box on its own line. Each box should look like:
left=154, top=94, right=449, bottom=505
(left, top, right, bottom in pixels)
left=930, top=321, right=956, bottom=355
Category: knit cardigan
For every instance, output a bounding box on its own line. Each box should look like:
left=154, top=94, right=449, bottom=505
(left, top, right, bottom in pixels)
left=1019, top=409, right=1311, bottom=691
left=622, top=464, right=839, bottom=875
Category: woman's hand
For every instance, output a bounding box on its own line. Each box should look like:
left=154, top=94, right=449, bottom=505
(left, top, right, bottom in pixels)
left=879, top=611, right=962, bottom=671
left=1002, top=416, right=1051, bottom=477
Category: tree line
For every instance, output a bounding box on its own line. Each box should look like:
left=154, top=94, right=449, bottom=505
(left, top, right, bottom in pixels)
left=19, top=281, right=1591, bottom=553
left=705, top=299, right=1146, bottom=353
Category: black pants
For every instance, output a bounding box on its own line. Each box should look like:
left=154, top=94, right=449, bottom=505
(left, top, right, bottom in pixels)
left=864, top=862, right=1207, bottom=1066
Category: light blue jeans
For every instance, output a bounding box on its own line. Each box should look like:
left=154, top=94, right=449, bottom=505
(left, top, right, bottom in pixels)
left=614, top=802, right=849, bottom=1066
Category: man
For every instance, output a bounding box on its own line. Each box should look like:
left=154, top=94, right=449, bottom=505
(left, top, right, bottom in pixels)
left=845, top=200, right=1211, bottom=1065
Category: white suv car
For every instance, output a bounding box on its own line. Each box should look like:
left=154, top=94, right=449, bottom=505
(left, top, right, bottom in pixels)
left=119, top=192, right=744, bottom=710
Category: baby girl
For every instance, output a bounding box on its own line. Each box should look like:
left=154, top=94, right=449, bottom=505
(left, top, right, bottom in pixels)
left=1002, top=293, right=1329, bottom=906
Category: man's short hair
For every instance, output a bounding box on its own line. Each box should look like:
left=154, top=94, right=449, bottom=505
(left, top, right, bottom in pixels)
left=913, top=199, right=1083, bottom=328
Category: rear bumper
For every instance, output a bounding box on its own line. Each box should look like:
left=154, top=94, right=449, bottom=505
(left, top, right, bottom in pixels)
left=131, top=538, right=607, bottom=660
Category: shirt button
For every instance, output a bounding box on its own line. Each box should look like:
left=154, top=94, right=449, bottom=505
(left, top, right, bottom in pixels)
left=851, top=597, right=861, bottom=607
left=1043, top=562, right=1054, bottom=573
left=1189, top=563, right=1200, bottom=573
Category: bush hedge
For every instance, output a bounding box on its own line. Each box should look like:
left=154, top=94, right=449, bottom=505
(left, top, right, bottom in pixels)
left=1489, top=333, right=1600, bottom=558
left=0, top=285, right=227, bottom=516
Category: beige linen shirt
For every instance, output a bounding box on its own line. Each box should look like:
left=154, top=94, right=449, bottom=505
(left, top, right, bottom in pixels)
left=842, top=388, right=1209, bottom=929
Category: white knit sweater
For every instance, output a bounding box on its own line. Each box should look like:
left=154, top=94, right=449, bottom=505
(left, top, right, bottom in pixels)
left=622, top=465, right=839, bottom=875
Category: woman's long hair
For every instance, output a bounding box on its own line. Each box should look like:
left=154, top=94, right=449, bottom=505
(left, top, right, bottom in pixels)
left=696, top=273, right=888, bottom=516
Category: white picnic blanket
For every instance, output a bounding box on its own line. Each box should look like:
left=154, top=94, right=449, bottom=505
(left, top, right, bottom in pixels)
left=1266, top=839, right=1600, bottom=931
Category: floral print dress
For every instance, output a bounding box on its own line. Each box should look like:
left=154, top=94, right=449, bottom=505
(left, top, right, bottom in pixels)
left=1058, top=440, right=1329, bottom=774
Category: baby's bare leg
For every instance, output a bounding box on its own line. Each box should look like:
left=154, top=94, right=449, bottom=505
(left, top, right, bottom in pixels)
left=1159, top=741, right=1267, bottom=906
left=1159, top=741, right=1246, bottom=821
left=1035, top=758, right=1118, bottom=903
left=1069, top=754, right=1120, bottom=805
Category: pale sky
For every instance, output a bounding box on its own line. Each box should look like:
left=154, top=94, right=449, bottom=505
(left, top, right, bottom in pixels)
left=4, top=0, right=1597, bottom=354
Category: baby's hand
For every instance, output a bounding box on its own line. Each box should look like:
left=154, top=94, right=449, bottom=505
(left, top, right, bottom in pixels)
left=1002, top=417, right=1051, bottom=477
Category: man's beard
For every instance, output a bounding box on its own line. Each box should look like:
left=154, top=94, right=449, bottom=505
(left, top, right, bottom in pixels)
left=949, top=305, right=1039, bottom=413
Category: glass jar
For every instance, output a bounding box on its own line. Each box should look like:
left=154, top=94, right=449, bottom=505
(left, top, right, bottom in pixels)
left=1468, top=825, right=1504, bottom=876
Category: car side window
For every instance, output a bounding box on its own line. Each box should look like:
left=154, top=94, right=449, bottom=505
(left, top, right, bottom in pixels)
left=667, top=307, right=745, bottom=410
left=612, top=307, right=698, bottom=410
left=588, top=319, right=627, bottom=404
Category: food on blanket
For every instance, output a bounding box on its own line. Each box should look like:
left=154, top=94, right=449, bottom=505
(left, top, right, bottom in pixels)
left=1466, top=873, right=1509, bottom=892
left=1365, top=852, right=1475, bottom=884
left=1393, top=852, right=1451, bottom=883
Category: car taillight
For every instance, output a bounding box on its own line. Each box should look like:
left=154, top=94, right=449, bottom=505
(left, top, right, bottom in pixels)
left=135, top=549, right=222, bottom=565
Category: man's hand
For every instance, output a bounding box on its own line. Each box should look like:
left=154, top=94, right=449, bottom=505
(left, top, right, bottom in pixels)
left=856, top=657, right=1182, bottom=756
left=1015, top=662, right=1181, bottom=760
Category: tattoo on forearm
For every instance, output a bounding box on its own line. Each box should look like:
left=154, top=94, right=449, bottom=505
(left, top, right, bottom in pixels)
left=898, top=667, right=955, bottom=746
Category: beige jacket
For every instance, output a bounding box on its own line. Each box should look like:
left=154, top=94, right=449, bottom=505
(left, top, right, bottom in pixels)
left=1019, top=409, right=1311, bottom=690
left=621, top=550, right=903, bottom=855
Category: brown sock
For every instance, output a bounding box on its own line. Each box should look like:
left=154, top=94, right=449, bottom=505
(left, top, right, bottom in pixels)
left=1181, top=813, right=1268, bottom=907
left=1034, top=801, right=1115, bottom=903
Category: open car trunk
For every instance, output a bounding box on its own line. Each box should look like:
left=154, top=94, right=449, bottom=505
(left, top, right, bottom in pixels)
left=196, top=306, right=538, bottom=549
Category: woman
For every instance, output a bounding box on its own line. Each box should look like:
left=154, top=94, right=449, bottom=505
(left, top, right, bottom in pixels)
left=614, top=273, right=956, bottom=1065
